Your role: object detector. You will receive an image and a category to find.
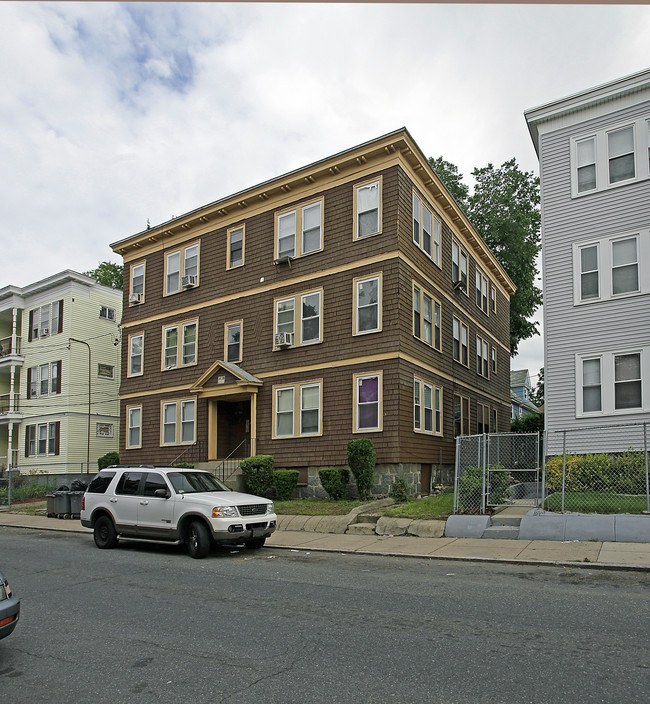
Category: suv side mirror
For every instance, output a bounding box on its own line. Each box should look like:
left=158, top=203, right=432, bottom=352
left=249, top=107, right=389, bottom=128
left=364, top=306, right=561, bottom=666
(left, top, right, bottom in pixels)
left=154, top=488, right=170, bottom=499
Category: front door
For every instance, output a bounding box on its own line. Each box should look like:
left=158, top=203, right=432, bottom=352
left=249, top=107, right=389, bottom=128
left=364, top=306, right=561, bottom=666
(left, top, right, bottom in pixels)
left=216, top=400, right=251, bottom=458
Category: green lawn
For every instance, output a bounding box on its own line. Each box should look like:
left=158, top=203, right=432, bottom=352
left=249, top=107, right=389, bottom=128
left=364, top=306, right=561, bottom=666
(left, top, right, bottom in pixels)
left=274, top=498, right=371, bottom=516
left=383, top=488, right=454, bottom=520
left=543, top=492, right=649, bottom=514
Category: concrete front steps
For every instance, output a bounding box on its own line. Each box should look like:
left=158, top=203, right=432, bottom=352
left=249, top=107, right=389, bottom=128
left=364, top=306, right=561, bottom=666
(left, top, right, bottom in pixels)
left=482, top=506, right=531, bottom=539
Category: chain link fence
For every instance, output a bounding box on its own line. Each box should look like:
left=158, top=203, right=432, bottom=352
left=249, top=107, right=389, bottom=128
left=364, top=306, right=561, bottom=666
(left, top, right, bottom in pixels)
left=544, top=422, right=650, bottom=515
left=453, top=433, right=542, bottom=514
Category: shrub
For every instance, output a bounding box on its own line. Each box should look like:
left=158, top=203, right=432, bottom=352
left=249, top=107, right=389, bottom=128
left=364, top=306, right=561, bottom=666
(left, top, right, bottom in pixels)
left=347, top=438, right=376, bottom=500
left=98, top=451, right=120, bottom=470
left=173, top=462, right=194, bottom=469
left=390, top=476, right=409, bottom=503
left=458, top=465, right=510, bottom=512
left=611, top=449, right=647, bottom=494
left=546, top=453, right=614, bottom=493
left=273, top=470, right=299, bottom=501
left=240, top=455, right=274, bottom=496
left=318, top=468, right=350, bottom=500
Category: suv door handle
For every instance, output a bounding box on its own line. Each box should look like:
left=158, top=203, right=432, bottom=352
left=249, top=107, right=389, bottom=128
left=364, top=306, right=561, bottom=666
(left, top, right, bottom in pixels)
left=109, top=498, right=117, bottom=503
left=140, top=500, right=149, bottom=505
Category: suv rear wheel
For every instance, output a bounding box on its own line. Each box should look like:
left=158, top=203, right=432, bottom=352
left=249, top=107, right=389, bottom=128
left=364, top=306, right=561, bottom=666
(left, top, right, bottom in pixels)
left=93, top=515, right=118, bottom=549
left=186, top=520, right=211, bottom=559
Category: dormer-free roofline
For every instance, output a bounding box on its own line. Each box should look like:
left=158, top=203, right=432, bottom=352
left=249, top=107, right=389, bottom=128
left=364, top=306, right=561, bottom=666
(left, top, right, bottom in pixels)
left=111, top=128, right=515, bottom=295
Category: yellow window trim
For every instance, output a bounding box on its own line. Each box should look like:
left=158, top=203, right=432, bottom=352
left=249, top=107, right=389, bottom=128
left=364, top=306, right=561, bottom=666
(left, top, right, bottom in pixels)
left=163, top=240, right=201, bottom=297
left=274, top=197, right=324, bottom=260
left=271, top=379, right=323, bottom=439
left=227, top=224, right=245, bottom=270
left=353, top=176, right=383, bottom=241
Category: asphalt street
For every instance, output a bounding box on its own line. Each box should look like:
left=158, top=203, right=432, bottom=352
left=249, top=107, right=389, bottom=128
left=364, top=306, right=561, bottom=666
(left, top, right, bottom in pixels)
left=1, top=527, right=648, bottom=704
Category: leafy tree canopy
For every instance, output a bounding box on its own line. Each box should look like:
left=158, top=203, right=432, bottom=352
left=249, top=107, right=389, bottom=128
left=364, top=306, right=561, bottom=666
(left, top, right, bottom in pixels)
left=85, top=261, right=124, bottom=290
left=510, top=412, right=544, bottom=434
left=430, top=155, right=542, bottom=357
left=530, top=367, right=544, bottom=407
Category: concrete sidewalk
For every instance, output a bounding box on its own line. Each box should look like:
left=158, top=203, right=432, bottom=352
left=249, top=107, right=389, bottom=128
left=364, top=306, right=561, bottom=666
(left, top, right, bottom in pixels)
left=1, top=510, right=649, bottom=570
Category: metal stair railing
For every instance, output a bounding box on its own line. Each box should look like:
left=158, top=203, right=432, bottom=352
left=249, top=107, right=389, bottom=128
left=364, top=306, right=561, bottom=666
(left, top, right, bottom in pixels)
left=214, top=439, right=250, bottom=483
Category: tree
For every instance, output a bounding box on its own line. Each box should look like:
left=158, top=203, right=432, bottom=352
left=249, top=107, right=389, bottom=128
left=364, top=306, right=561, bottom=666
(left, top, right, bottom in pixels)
left=530, top=367, right=544, bottom=407
left=428, top=156, right=469, bottom=210
left=430, top=155, right=542, bottom=356
left=510, top=412, right=544, bottom=434
left=85, top=261, right=124, bottom=290
left=467, top=160, right=542, bottom=356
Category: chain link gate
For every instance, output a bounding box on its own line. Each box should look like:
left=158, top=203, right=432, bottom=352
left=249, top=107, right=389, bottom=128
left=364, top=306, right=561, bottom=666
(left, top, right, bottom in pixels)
left=453, top=433, right=542, bottom=514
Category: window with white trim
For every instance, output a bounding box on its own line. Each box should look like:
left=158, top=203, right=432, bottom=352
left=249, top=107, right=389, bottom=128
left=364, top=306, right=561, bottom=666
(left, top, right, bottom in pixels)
left=491, top=346, right=497, bottom=375
left=166, top=242, right=200, bottom=294
left=577, top=348, right=647, bottom=416
left=414, top=377, right=442, bottom=435
left=490, top=285, right=496, bottom=313
left=354, top=275, right=381, bottom=335
left=274, top=289, right=322, bottom=348
left=453, top=317, right=468, bottom=366
left=127, top=406, right=142, bottom=449
left=275, top=200, right=323, bottom=259
left=228, top=226, right=244, bottom=269
left=162, top=321, right=197, bottom=370
left=96, top=423, right=114, bottom=438
left=354, top=180, right=381, bottom=239
left=574, top=229, right=648, bottom=304
left=571, top=116, right=650, bottom=197
left=29, top=300, right=63, bottom=341
left=161, top=399, right=196, bottom=445
left=413, top=284, right=441, bottom=350
left=273, top=381, right=322, bottom=438
left=25, top=421, right=60, bottom=457
left=354, top=372, right=382, bottom=432
left=128, top=333, right=144, bottom=377
left=100, top=306, right=116, bottom=321
left=27, top=361, right=61, bottom=398
left=97, top=363, right=115, bottom=380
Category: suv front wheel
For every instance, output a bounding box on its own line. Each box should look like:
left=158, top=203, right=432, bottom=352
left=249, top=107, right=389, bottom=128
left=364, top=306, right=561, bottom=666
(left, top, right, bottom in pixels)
left=94, top=515, right=119, bottom=549
left=186, top=520, right=211, bottom=559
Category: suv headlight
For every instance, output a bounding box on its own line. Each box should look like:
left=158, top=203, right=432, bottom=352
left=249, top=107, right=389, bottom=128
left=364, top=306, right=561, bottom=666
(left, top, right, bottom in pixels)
left=212, top=506, right=239, bottom=518
left=266, top=502, right=274, bottom=514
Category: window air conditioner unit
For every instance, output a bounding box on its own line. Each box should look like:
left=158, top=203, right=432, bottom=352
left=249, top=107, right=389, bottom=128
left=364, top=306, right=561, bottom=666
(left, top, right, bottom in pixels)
left=452, top=279, right=466, bottom=292
left=181, top=275, right=198, bottom=288
left=129, top=292, right=143, bottom=304
left=274, top=332, right=294, bottom=348
left=41, top=328, right=49, bottom=337
left=274, top=255, right=293, bottom=267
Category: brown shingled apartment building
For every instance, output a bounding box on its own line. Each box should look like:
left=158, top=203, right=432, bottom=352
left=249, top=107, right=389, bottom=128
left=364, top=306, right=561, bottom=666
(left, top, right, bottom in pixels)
left=110, top=128, right=515, bottom=496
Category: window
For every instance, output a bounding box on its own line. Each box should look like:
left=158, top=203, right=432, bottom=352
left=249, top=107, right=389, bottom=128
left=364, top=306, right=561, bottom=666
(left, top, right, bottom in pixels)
left=228, top=226, right=244, bottom=268
left=413, top=284, right=441, bottom=350
left=608, top=126, right=635, bottom=184
left=612, top=237, right=638, bottom=295
left=582, top=358, right=602, bottom=413
left=354, top=179, right=381, bottom=239
left=28, top=300, right=63, bottom=341
left=453, top=317, right=468, bottom=366
left=476, top=336, right=489, bottom=378
left=161, top=399, right=196, bottom=445
left=166, top=242, right=200, bottom=294
left=128, top=333, right=144, bottom=376
left=577, top=349, right=647, bottom=416
left=130, top=262, right=145, bottom=301
left=571, top=116, right=649, bottom=197
left=99, top=306, right=116, bottom=321
left=127, top=406, right=142, bottom=448
left=97, top=363, right=114, bottom=379
left=475, top=268, right=489, bottom=314
left=116, top=471, right=142, bottom=495
left=414, top=378, right=442, bottom=435
left=96, top=423, right=114, bottom=438
left=355, top=372, right=382, bottom=432
left=274, top=289, right=322, bottom=348
left=25, top=422, right=60, bottom=457
left=354, top=275, right=381, bottom=335
left=412, top=192, right=441, bottom=264
left=491, top=346, right=497, bottom=375
left=477, top=403, right=491, bottom=434
left=452, top=241, right=468, bottom=291
left=27, top=361, right=61, bottom=398
left=273, top=381, right=322, bottom=438
left=275, top=200, right=322, bottom=259
left=162, top=321, right=197, bottom=370
left=225, top=321, right=242, bottom=363
left=574, top=230, right=648, bottom=304
left=614, top=353, right=642, bottom=410
left=491, top=285, right=496, bottom=313
left=453, top=395, right=470, bottom=436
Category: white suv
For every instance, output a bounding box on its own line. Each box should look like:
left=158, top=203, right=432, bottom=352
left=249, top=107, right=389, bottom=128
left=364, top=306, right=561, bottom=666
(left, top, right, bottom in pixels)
left=80, top=466, right=277, bottom=559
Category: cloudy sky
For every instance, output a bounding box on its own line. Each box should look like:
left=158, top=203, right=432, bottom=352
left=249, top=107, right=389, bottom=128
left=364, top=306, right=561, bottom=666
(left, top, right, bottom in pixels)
left=2, top=2, right=650, bottom=381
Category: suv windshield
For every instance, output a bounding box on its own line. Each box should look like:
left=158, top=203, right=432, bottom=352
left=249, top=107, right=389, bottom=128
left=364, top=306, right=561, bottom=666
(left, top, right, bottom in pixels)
left=167, top=472, right=229, bottom=494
